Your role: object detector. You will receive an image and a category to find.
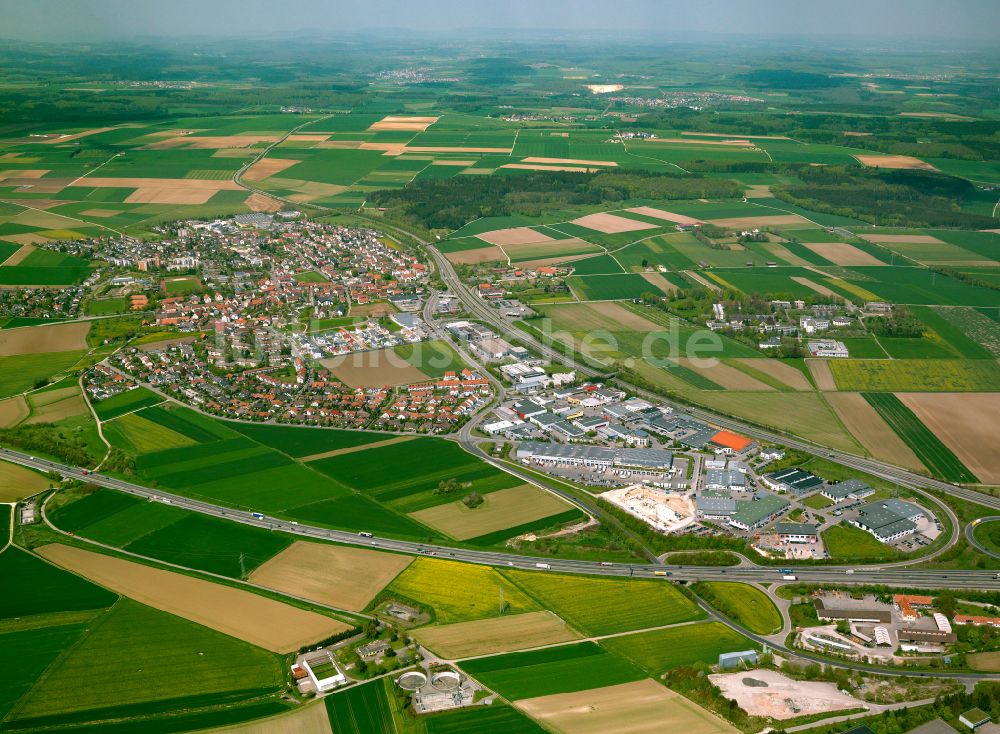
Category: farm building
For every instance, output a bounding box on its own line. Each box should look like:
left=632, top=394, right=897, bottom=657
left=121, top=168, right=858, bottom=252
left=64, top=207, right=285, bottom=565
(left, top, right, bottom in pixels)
left=762, top=467, right=824, bottom=496
left=893, top=594, right=933, bottom=621
left=728, top=495, right=790, bottom=531
left=851, top=500, right=926, bottom=543
left=954, top=615, right=1000, bottom=628
left=821, top=479, right=875, bottom=503
left=813, top=594, right=893, bottom=623
left=773, top=522, right=819, bottom=544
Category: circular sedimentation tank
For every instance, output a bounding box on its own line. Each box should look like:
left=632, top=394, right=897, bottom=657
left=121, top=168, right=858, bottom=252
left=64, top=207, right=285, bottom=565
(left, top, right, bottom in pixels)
left=397, top=671, right=427, bottom=690
left=430, top=670, right=461, bottom=691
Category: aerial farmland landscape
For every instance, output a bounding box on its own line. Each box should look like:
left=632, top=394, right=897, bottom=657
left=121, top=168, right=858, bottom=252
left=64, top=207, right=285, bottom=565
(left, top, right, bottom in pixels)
left=2, top=0, right=1000, bottom=732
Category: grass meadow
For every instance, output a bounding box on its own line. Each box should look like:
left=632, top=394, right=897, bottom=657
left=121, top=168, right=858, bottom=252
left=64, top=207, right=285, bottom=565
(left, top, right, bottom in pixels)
left=601, top=621, right=757, bottom=675
left=693, top=582, right=782, bottom=635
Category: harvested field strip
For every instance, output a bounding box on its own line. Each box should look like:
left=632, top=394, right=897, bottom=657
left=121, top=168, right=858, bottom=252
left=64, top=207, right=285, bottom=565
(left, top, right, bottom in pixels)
left=409, top=484, right=573, bottom=541
left=505, top=570, right=704, bottom=636
left=731, top=358, right=812, bottom=391
left=571, top=212, right=658, bottom=234
left=415, top=611, right=581, bottom=659
left=0, top=395, right=29, bottom=428
left=825, top=278, right=880, bottom=302
left=36, top=544, right=350, bottom=653
left=0, top=320, right=89, bottom=356
left=248, top=542, right=412, bottom=612
left=800, top=242, right=887, bottom=266
left=863, top=393, right=977, bottom=483
left=200, top=701, right=332, bottom=734
left=299, top=435, right=415, bottom=462
left=791, top=276, right=840, bottom=298
left=516, top=679, right=739, bottom=734
left=678, top=358, right=774, bottom=391
left=896, top=392, right=1000, bottom=485
left=824, top=392, right=924, bottom=471
left=0, top=461, right=49, bottom=502
left=806, top=359, right=837, bottom=391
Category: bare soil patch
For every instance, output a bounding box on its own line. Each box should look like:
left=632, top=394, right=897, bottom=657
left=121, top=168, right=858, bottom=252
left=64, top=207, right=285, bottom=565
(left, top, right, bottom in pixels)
left=244, top=192, right=283, bottom=213
left=0, top=396, right=29, bottom=428
left=477, top=227, right=554, bottom=247
left=640, top=271, right=679, bottom=294
left=79, top=209, right=123, bottom=218
left=967, top=652, right=1000, bottom=672
left=625, top=207, right=705, bottom=226
left=249, top=542, right=412, bottom=612
left=806, top=359, right=837, bottom=391
left=0, top=234, right=51, bottom=246
left=405, top=146, right=512, bottom=154
left=802, top=242, right=887, bottom=266
left=0, top=320, right=89, bottom=356
left=516, top=679, right=739, bottom=734
left=684, top=270, right=722, bottom=293
left=431, top=160, right=475, bottom=166
left=445, top=245, right=507, bottom=265
left=321, top=349, right=428, bottom=388
left=744, top=185, right=773, bottom=199
left=299, top=435, right=414, bottom=462
left=368, top=116, right=439, bottom=132
left=0, top=459, right=49, bottom=500
left=681, top=131, right=791, bottom=140
left=732, top=359, right=812, bottom=391
left=586, top=301, right=662, bottom=330
left=125, top=187, right=213, bottom=205
left=516, top=252, right=600, bottom=270
left=708, top=215, right=811, bottom=228
left=825, top=392, right=924, bottom=471
left=572, top=212, right=659, bottom=234
left=242, top=158, right=300, bottom=182
left=854, top=154, right=936, bottom=171
left=647, top=138, right=755, bottom=147
left=87, top=177, right=242, bottom=191
left=36, top=128, right=114, bottom=144
left=791, top=276, right=840, bottom=298
left=409, top=484, right=572, bottom=541
left=710, top=670, right=866, bottom=720
left=897, top=392, right=1000, bottom=484
left=37, top=544, right=348, bottom=652
left=679, top=358, right=775, bottom=391
left=26, top=389, right=87, bottom=424
left=0, top=169, right=49, bottom=181
left=349, top=301, right=396, bottom=318
left=760, top=242, right=811, bottom=266
left=147, top=135, right=280, bottom=150
left=416, top=611, right=580, bottom=659
left=521, top=157, right=618, bottom=167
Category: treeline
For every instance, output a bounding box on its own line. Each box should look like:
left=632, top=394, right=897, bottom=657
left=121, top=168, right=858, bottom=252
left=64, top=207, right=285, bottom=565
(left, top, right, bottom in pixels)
left=773, top=166, right=998, bottom=229
left=367, top=170, right=741, bottom=231
left=0, top=423, right=98, bottom=468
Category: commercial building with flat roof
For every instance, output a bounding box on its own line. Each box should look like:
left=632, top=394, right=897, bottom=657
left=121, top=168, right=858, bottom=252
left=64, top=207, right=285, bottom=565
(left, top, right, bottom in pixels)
left=852, top=499, right=927, bottom=543
left=762, top=467, right=824, bottom=496
left=729, top=495, right=790, bottom=531
left=822, top=479, right=875, bottom=503
left=773, top=522, right=819, bottom=543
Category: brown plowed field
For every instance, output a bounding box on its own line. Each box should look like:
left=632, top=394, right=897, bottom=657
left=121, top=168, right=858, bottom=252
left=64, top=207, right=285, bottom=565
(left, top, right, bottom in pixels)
left=801, top=242, right=887, bottom=266
left=0, top=320, right=89, bottom=356
left=571, top=212, right=658, bottom=234
left=679, top=358, right=774, bottom=391
left=36, top=544, right=349, bottom=653
left=249, top=542, right=412, bottom=612
left=625, top=207, right=704, bottom=226
left=477, top=227, right=554, bottom=246
left=732, top=359, right=812, bottom=391
left=806, top=359, right=837, bottom=391
left=897, top=392, right=1000, bottom=483
left=825, top=392, right=924, bottom=471
left=321, top=348, right=428, bottom=388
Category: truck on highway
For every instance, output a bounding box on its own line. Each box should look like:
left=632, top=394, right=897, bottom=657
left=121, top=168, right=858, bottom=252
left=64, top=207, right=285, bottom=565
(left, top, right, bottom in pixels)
left=782, top=574, right=797, bottom=581
left=535, top=563, right=551, bottom=570
left=251, top=512, right=264, bottom=520
left=654, top=570, right=672, bottom=577
left=358, top=531, right=373, bottom=538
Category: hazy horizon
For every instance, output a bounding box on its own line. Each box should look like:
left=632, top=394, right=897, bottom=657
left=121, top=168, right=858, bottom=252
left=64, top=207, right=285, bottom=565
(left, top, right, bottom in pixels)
left=1, top=0, right=997, bottom=43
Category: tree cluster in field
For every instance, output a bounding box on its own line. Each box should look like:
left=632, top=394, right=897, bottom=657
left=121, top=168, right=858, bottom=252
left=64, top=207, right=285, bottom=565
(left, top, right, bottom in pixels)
left=434, top=478, right=471, bottom=496
left=462, top=491, right=484, bottom=509
left=367, top=170, right=741, bottom=230
left=865, top=307, right=926, bottom=338
left=0, top=423, right=99, bottom=467
left=773, top=167, right=998, bottom=229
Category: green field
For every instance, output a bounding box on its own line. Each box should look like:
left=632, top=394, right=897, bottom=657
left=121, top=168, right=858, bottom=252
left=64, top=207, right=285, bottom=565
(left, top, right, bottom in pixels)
left=568, top=273, right=671, bottom=301
left=693, top=582, right=782, bottom=635
left=9, top=599, right=284, bottom=727
left=425, top=703, right=548, bottom=734
left=459, top=642, right=645, bottom=700
left=227, top=422, right=391, bottom=458
left=504, top=571, right=705, bottom=636
left=385, top=557, right=538, bottom=624
left=393, top=339, right=466, bottom=378
left=0, top=547, right=117, bottom=619
left=862, top=393, right=977, bottom=483
left=101, top=411, right=196, bottom=454
left=323, top=679, right=398, bottom=734
left=601, top=621, right=758, bottom=675
left=0, top=351, right=86, bottom=398
left=92, top=387, right=163, bottom=421
left=823, top=522, right=900, bottom=559
left=0, top=623, right=90, bottom=720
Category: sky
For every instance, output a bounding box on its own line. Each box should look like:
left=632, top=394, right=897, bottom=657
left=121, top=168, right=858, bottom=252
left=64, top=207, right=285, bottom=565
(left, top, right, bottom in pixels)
left=1, top=0, right=996, bottom=42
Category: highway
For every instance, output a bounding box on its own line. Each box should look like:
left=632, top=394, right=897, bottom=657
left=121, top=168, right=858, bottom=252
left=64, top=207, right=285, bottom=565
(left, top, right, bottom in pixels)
left=425, top=243, right=1000, bottom=515
left=966, top=517, right=1000, bottom=560
left=5, top=446, right=999, bottom=591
